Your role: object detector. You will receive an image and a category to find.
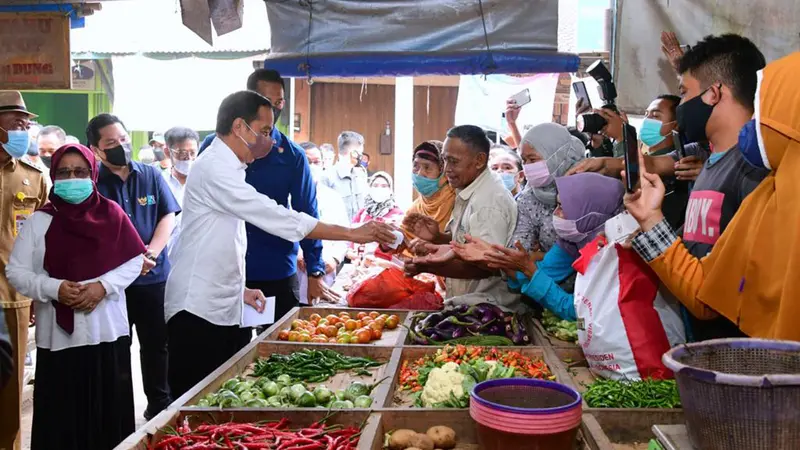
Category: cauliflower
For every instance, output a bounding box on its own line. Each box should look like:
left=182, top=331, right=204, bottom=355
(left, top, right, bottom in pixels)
left=421, top=362, right=465, bottom=407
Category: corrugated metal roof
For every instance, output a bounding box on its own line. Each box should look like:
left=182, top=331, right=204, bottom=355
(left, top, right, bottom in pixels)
left=70, top=0, right=270, bottom=55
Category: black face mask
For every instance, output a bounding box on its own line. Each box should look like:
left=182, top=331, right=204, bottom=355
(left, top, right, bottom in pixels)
left=153, top=148, right=166, bottom=162
left=272, top=107, right=282, bottom=125
left=104, top=143, right=132, bottom=167
left=676, top=86, right=717, bottom=143
left=41, top=155, right=52, bottom=168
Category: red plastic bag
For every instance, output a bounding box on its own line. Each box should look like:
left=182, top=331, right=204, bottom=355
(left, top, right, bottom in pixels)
left=347, top=267, right=443, bottom=310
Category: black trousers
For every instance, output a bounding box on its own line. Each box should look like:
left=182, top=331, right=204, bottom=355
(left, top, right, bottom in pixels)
left=126, top=283, right=171, bottom=415
left=32, top=337, right=134, bottom=450
left=167, top=311, right=252, bottom=400
left=247, top=274, right=300, bottom=328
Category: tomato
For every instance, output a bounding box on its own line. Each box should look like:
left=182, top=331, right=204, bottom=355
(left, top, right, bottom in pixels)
left=299, top=332, right=312, bottom=342
left=291, top=319, right=304, bottom=330
left=356, top=312, right=368, bottom=320
left=345, top=319, right=358, bottom=331
left=355, top=320, right=363, bottom=328
left=337, top=333, right=352, bottom=344
left=278, top=329, right=290, bottom=340
left=318, top=318, right=328, bottom=326
left=355, top=329, right=372, bottom=344
left=361, top=317, right=373, bottom=326
left=369, top=311, right=380, bottom=319
left=374, top=319, right=386, bottom=329
left=337, top=327, right=348, bottom=336
left=288, top=331, right=301, bottom=342
left=321, top=325, right=335, bottom=337
left=378, top=314, right=389, bottom=322
left=309, top=313, right=322, bottom=323
left=315, top=326, right=327, bottom=336
left=338, top=311, right=350, bottom=319
left=311, top=336, right=328, bottom=343
left=385, top=315, right=400, bottom=330
left=369, top=327, right=383, bottom=340
left=325, top=315, right=339, bottom=325
left=328, top=337, right=338, bottom=343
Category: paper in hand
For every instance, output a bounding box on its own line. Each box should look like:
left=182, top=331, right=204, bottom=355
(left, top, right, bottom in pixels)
left=240, top=296, right=276, bottom=328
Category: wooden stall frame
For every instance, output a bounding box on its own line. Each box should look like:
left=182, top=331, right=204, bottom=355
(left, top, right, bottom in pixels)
left=264, top=307, right=410, bottom=346
left=383, top=345, right=572, bottom=409
left=551, top=348, right=684, bottom=448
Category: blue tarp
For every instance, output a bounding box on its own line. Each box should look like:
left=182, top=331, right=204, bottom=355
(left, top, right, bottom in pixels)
left=263, top=51, right=580, bottom=78
left=0, top=4, right=85, bottom=28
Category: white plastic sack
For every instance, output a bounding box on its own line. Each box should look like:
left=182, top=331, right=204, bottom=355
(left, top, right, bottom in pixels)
left=573, top=237, right=685, bottom=381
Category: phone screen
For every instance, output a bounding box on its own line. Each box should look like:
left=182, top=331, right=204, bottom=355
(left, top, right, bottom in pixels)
left=623, top=123, right=639, bottom=193
left=509, top=88, right=531, bottom=108
left=572, top=81, right=592, bottom=109
left=672, top=130, right=686, bottom=159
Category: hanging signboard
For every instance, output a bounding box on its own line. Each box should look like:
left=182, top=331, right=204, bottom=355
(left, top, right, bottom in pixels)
left=0, top=12, right=71, bottom=90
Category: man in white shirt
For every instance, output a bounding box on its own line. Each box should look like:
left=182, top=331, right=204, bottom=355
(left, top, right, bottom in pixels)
left=405, top=125, right=519, bottom=310
left=162, top=126, right=199, bottom=260
left=165, top=91, right=396, bottom=398
left=323, top=131, right=369, bottom=221
left=297, top=142, right=349, bottom=304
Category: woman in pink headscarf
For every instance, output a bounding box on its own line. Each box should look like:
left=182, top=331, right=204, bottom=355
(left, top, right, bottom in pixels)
left=6, top=144, right=145, bottom=450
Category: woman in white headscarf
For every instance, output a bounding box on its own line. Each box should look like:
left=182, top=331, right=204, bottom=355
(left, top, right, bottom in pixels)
left=512, top=123, right=586, bottom=253
left=348, top=171, right=404, bottom=261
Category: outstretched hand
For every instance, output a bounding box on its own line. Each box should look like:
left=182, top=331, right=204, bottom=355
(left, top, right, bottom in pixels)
left=403, top=213, right=442, bottom=243
left=484, top=241, right=540, bottom=278
left=622, top=151, right=666, bottom=231
left=451, top=234, right=493, bottom=263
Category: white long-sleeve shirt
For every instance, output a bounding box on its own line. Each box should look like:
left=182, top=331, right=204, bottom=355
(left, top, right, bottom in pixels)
left=298, top=182, right=349, bottom=304
left=165, top=137, right=319, bottom=326
left=6, top=211, right=143, bottom=351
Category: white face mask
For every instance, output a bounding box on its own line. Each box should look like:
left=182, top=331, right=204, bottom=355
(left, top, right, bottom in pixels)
left=369, top=187, right=392, bottom=203
left=173, top=159, right=193, bottom=176
left=309, top=164, right=325, bottom=183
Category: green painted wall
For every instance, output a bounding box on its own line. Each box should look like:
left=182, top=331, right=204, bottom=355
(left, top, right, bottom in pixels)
left=21, top=92, right=89, bottom=141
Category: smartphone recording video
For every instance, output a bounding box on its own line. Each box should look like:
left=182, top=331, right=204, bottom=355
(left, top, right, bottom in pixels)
left=623, top=123, right=639, bottom=193
left=509, top=88, right=531, bottom=108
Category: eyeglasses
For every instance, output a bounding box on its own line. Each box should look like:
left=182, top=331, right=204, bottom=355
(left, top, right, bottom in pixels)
left=54, top=167, right=91, bottom=180
left=169, top=148, right=196, bottom=159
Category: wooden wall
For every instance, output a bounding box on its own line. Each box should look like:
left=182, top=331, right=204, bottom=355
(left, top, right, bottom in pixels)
left=307, top=82, right=458, bottom=180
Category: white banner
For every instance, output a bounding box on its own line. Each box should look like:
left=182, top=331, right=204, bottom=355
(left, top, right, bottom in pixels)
left=454, top=73, right=559, bottom=134
left=112, top=55, right=256, bottom=131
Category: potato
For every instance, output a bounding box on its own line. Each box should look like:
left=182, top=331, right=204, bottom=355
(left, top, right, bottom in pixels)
left=406, top=448, right=423, bottom=450
left=388, top=429, right=418, bottom=450
left=408, top=433, right=435, bottom=450
left=426, top=426, right=457, bottom=449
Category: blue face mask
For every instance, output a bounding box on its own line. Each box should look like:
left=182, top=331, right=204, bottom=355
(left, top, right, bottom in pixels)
left=639, top=118, right=669, bottom=147
left=53, top=179, right=94, bottom=204
left=738, top=118, right=768, bottom=169
left=500, top=172, right=517, bottom=191
left=1, top=128, right=30, bottom=159
left=412, top=173, right=442, bottom=197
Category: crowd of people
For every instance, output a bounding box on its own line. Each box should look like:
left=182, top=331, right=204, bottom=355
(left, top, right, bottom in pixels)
left=0, top=30, right=797, bottom=450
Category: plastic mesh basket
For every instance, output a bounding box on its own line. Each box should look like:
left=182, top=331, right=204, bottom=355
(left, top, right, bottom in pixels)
left=662, top=338, right=800, bottom=450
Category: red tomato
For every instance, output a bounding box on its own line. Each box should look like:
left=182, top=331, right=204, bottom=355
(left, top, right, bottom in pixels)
left=355, top=329, right=372, bottom=344
left=345, top=319, right=358, bottom=331
left=291, top=319, right=304, bottom=330
left=356, top=312, right=368, bottom=320
left=325, top=315, right=339, bottom=325
left=278, top=329, right=290, bottom=340
left=369, top=311, right=380, bottom=319
left=369, top=327, right=383, bottom=340
left=323, top=325, right=338, bottom=338
left=309, top=313, right=322, bottom=323
left=288, top=331, right=301, bottom=342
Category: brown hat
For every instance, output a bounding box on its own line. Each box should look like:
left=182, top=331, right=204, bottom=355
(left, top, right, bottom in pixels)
left=0, top=91, right=37, bottom=118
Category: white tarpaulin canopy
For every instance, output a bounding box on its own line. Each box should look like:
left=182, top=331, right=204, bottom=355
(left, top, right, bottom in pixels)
left=112, top=55, right=256, bottom=131
left=262, top=0, right=579, bottom=77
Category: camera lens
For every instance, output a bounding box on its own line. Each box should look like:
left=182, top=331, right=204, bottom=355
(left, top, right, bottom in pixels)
left=577, top=113, right=608, bottom=135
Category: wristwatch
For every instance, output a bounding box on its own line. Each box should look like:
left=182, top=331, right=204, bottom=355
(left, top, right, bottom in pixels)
left=309, top=271, right=325, bottom=279
left=144, top=251, right=158, bottom=262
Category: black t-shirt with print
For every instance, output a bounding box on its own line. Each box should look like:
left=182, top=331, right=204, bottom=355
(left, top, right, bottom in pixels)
left=677, top=146, right=769, bottom=341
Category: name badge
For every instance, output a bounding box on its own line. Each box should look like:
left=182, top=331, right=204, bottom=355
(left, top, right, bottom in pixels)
left=14, top=209, right=32, bottom=237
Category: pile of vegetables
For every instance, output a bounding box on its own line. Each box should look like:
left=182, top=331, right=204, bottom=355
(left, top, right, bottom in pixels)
left=540, top=310, right=579, bottom=344
left=406, top=303, right=530, bottom=346
left=385, top=426, right=457, bottom=450
left=277, top=311, right=400, bottom=344
left=583, top=378, right=682, bottom=409
left=397, top=345, right=552, bottom=408
left=253, top=348, right=383, bottom=383
left=197, top=375, right=386, bottom=409
left=151, top=415, right=363, bottom=449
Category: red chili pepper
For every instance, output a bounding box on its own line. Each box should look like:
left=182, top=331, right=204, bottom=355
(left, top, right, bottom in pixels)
left=156, top=435, right=187, bottom=449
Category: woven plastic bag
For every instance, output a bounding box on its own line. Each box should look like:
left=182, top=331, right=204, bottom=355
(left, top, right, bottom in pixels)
left=347, top=267, right=443, bottom=310
left=573, top=236, right=686, bottom=380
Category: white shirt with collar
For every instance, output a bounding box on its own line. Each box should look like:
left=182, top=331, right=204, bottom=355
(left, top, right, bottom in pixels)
left=163, top=170, right=186, bottom=261
left=446, top=168, right=519, bottom=310
left=6, top=212, right=143, bottom=351
left=323, top=162, right=368, bottom=221
left=165, top=137, right=319, bottom=326
left=298, top=182, right=350, bottom=304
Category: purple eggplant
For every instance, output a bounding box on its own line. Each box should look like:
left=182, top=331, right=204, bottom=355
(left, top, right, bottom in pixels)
left=408, top=328, right=430, bottom=345
left=508, top=315, right=530, bottom=345
left=451, top=327, right=467, bottom=339
left=453, top=304, right=470, bottom=315
left=485, top=323, right=504, bottom=336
